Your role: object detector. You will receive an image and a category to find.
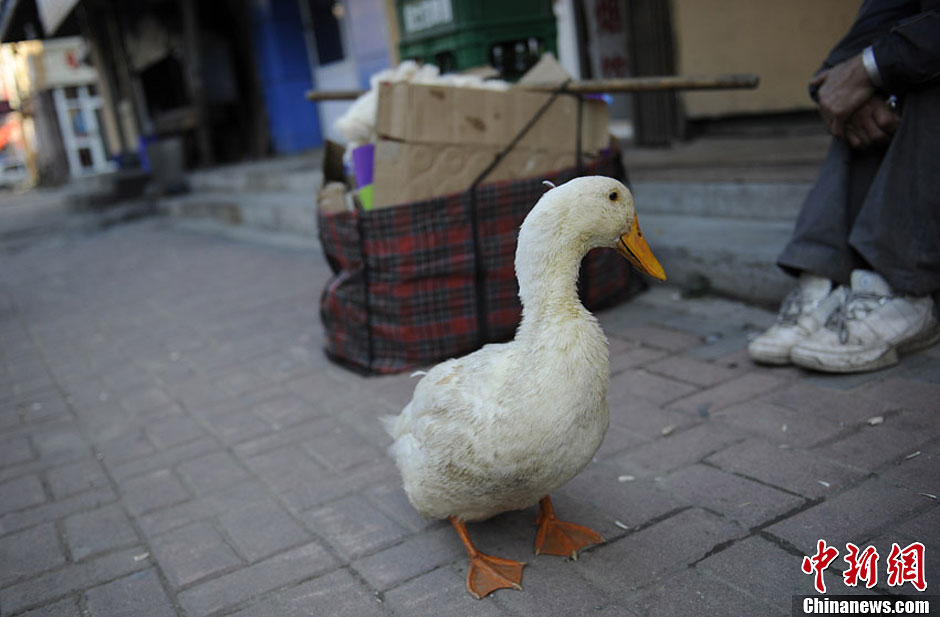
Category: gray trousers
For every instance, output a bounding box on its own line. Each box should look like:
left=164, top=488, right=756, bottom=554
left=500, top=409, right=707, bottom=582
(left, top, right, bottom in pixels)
left=777, top=84, right=940, bottom=296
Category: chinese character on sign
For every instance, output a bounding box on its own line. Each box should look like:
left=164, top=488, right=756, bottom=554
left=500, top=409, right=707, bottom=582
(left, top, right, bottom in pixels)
left=843, top=543, right=879, bottom=588
left=802, top=539, right=840, bottom=593
left=593, top=0, right=623, bottom=34
left=886, top=542, right=927, bottom=591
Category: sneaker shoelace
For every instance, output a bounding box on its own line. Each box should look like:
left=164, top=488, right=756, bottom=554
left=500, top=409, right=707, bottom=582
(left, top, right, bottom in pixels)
left=826, top=290, right=890, bottom=344
left=777, top=287, right=804, bottom=326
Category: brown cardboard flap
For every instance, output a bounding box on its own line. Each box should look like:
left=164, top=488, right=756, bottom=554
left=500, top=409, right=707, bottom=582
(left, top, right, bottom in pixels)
left=372, top=140, right=598, bottom=208
left=375, top=82, right=609, bottom=154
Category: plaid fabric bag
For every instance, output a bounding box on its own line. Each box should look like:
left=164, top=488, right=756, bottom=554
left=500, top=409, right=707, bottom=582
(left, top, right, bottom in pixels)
left=318, top=149, right=647, bottom=375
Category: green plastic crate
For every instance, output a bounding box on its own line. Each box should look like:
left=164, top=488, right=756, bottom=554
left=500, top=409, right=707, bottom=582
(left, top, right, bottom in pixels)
left=396, top=0, right=557, bottom=79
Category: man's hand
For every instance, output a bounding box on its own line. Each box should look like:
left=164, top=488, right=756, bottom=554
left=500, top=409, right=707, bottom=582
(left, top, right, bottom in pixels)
left=843, top=97, right=899, bottom=149
left=810, top=53, right=876, bottom=139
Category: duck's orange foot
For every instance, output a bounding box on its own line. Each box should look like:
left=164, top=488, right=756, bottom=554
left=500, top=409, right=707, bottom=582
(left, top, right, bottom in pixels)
left=534, top=496, right=604, bottom=559
left=465, top=552, right=526, bottom=599
left=449, top=516, right=526, bottom=599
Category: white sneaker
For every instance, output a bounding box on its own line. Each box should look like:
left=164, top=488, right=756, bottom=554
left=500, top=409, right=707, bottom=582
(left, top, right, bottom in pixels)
left=748, top=274, right=844, bottom=365
left=790, top=270, right=940, bottom=373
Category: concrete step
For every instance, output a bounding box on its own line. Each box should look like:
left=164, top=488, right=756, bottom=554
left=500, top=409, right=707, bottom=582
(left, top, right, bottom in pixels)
left=642, top=213, right=794, bottom=307
left=631, top=179, right=811, bottom=221
left=158, top=190, right=320, bottom=241
left=187, top=154, right=323, bottom=194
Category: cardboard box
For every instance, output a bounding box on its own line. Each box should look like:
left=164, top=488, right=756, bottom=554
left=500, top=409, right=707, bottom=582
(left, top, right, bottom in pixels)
left=372, top=82, right=609, bottom=208
left=373, top=140, right=597, bottom=208
left=376, top=82, right=609, bottom=152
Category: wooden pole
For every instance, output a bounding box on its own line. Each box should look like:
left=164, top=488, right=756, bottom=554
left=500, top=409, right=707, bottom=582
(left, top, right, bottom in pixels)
left=305, top=73, right=759, bottom=101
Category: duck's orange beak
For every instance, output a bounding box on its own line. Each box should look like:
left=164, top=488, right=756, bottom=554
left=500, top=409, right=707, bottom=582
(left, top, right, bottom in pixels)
left=616, top=217, right=666, bottom=281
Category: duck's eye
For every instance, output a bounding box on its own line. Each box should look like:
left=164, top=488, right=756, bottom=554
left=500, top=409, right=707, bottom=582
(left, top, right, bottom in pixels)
left=608, top=191, right=619, bottom=201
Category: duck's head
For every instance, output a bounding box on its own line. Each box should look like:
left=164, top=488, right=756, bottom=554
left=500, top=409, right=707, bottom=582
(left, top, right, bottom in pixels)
left=531, top=176, right=666, bottom=281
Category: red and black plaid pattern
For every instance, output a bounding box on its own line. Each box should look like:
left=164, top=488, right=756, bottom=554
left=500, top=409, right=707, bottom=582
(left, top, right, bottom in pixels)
left=318, top=150, right=646, bottom=375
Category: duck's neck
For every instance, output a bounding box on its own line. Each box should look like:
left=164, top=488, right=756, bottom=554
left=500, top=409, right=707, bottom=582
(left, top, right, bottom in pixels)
left=514, top=230, right=593, bottom=340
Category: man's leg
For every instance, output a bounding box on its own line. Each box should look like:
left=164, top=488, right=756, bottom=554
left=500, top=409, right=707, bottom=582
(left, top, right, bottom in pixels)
left=749, top=137, right=882, bottom=365
left=788, top=85, right=940, bottom=372
left=849, top=85, right=940, bottom=297
left=776, top=138, right=884, bottom=286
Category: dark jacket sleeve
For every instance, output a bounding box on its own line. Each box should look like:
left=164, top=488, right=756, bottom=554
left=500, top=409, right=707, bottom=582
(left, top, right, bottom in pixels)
left=871, top=4, right=940, bottom=91
left=819, top=0, right=919, bottom=71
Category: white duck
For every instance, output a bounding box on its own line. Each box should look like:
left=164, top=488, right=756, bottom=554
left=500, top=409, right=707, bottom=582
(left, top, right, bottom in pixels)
left=383, top=176, right=666, bottom=599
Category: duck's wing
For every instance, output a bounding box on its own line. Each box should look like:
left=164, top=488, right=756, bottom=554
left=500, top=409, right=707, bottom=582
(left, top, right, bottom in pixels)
left=385, top=342, right=516, bottom=441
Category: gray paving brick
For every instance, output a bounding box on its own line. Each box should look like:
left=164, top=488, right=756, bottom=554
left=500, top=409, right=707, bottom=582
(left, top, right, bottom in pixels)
left=137, top=481, right=270, bottom=537
left=89, top=425, right=156, bottom=466
left=232, top=417, right=334, bottom=459
left=605, top=395, right=692, bottom=441
left=611, top=422, right=745, bottom=477
left=83, top=569, right=177, bottom=617
left=895, top=503, right=939, bottom=539
left=645, top=354, right=741, bottom=387
left=0, top=522, right=66, bottom=587
left=595, top=423, right=649, bottom=459
left=250, top=393, right=320, bottom=428
left=0, top=487, right=116, bottom=537
left=177, top=450, right=251, bottom=494
left=218, top=500, right=310, bottom=562
left=120, top=469, right=191, bottom=515
left=706, top=438, right=865, bottom=498
left=611, top=369, right=699, bottom=406
left=177, top=541, right=339, bottom=617
left=0, top=474, right=46, bottom=514
left=658, top=464, right=805, bottom=528
left=247, top=446, right=395, bottom=511
left=364, top=483, right=443, bottom=533
left=615, top=324, right=702, bottom=351
left=118, top=386, right=173, bottom=415
left=625, top=568, right=780, bottom=617
left=0, top=547, right=148, bottom=615
left=490, top=555, right=619, bottom=617
left=303, top=420, right=383, bottom=471
left=64, top=504, right=139, bottom=561
left=204, top=409, right=272, bottom=444
left=0, top=436, right=34, bottom=466
left=715, top=400, right=845, bottom=448
left=671, top=372, right=788, bottom=415
left=17, top=596, right=83, bottom=617
left=697, top=535, right=817, bottom=604
left=383, top=566, right=507, bottom=617
left=46, top=458, right=110, bottom=500
left=150, top=520, right=242, bottom=588
left=816, top=415, right=936, bottom=472
left=763, top=382, right=895, bottom=424
left=352, top=524, right=465, bottom=591
left=227, top=568, right=385, bottom=617
left=856, top=377, right=940, bottom=415
left=607, top=337, right=670, bottom=374
left=765, top=480, right=928, bottom=555
left=304, top=494, right=408, bottom=560
left=106, top=437, right=219, bottom=482
left=559, top=459, right=683, bottom=528
left=145, top=413, right=206, bottom=449
left=210, top=367, right=274, bottom=398
left=571, top=508, right=744, bottom=592
left=877, top=440, right=939, bottom=494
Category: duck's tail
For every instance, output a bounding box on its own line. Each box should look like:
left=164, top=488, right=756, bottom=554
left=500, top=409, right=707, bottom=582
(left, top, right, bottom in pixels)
left=380, top=413, right=398, bottom=437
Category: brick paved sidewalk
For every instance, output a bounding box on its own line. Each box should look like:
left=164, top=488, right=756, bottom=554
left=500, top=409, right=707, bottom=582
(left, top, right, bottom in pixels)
left=0, top=220, right=937, bottom=617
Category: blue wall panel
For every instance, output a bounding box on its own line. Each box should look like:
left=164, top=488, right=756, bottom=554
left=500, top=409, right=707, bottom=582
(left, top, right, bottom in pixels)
left=251, top=0, right=322, bottom=152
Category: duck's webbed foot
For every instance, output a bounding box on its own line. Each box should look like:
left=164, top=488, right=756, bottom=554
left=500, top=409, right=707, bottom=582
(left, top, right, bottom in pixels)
left=534, top=495, right=605, bottom=559
left=449, top=516, right=526, bottom=599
